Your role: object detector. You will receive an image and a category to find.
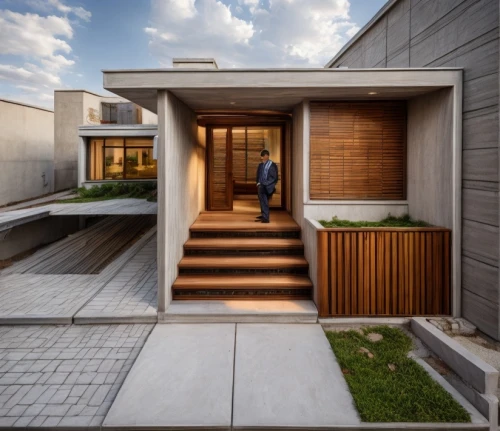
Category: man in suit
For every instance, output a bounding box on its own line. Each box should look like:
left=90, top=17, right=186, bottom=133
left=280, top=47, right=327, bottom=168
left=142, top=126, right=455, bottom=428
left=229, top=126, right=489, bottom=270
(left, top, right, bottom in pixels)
left=255, top=149, right=278, bottom=223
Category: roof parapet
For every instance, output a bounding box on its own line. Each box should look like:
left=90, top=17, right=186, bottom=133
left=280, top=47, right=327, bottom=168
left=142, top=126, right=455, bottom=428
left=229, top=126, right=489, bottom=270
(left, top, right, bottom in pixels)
left=172, top=58, right=219, bottom=69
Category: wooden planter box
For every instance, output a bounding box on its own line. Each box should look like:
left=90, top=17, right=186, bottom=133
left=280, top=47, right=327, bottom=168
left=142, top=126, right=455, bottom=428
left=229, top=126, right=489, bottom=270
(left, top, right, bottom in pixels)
left=317, top=228, right=451, bottom=317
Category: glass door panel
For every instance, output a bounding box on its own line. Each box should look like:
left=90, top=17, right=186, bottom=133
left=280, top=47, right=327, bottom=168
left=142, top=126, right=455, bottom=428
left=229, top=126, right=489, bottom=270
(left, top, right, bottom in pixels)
left=104, top=147, right=124, bottom=180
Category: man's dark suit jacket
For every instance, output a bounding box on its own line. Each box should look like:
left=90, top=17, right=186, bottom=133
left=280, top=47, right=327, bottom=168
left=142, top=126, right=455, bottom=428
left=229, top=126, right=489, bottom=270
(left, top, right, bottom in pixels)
left=256, top=161, right=278, bottom=195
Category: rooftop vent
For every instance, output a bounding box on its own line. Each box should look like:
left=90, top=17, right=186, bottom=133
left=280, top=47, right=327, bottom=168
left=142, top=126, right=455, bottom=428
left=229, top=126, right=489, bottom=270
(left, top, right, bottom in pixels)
left=172, top=58, right=218, bottom=69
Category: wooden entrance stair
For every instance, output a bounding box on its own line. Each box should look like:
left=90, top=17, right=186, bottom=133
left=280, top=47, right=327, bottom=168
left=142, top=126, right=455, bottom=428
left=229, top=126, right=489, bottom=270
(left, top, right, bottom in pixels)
left=172, top=211, right=313, bottom=300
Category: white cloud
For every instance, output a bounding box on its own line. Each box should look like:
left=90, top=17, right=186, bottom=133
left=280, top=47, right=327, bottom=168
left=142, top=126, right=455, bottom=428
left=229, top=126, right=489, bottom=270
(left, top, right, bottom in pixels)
left=27, top=0, right=91, bottom=21
left=146, top=0, right=362, bottom=67
left=0, top=10, right=73, bottom=58
left=0, top=1, right=89, bottom=108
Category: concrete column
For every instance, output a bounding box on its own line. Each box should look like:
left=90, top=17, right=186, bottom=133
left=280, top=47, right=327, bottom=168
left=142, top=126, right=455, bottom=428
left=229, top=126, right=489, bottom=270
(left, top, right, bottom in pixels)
left=77, top=137, right=87, bottom=187
left=157, top=91, right=200, bottom=314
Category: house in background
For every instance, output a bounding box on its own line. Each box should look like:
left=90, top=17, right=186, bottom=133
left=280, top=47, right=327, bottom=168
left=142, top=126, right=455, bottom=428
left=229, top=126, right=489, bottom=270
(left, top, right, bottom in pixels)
left=0, top=99, right=54, bottom=207
left=54, top=90, right=157, bottom=191
left=324, top=0, right=500, bottom=339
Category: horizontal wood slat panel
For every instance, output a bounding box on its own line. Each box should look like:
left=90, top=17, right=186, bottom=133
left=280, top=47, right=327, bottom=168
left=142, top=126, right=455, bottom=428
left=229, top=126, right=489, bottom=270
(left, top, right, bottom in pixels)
left=317, top=229, right=451, bottom=316
left=310, top=102, right=406, bottom=200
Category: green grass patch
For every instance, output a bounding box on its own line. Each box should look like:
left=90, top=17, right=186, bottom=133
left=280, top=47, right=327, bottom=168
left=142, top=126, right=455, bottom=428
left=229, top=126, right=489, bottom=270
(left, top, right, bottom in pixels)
left=319, top=214, right=430, bottom=228
left=325, top=326, right=470, bottom=423
left=61, top=182, right=157, bottom=203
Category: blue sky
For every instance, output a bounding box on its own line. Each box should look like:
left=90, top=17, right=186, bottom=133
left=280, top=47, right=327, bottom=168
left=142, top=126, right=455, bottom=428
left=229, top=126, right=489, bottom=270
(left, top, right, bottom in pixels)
left=0, top=0, right=387, bottom=108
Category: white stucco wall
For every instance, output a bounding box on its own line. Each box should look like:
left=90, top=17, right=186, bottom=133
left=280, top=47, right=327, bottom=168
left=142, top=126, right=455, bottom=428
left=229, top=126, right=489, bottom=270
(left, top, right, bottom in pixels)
left=157, top=90, right=204, bottom=314
left=0, top=99, right=54, bottom=206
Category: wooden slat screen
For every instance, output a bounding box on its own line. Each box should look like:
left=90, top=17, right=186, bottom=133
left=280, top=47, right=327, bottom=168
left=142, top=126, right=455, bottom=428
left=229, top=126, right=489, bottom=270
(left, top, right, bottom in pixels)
left=317, top=229, right=451, bottom=316
left=209, top=128, right=231, bottom=210
left=310, top=102, right=406, bottom=200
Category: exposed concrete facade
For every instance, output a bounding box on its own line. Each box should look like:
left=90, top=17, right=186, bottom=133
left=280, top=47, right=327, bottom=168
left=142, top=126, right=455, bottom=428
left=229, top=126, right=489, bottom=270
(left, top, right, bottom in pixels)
left=156, top=91, right=205, bottom=313
left=0, top=99, right=54, bottom=207
left=326, top=0, right=500, bottom=338
left=54, top=90, right=158, bottom=192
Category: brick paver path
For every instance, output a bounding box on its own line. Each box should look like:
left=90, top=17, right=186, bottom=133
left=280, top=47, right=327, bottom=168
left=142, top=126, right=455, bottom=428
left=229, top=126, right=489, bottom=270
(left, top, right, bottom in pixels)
left=75, top=237, right=157, bottom=322
left=0, top=275, right=104, bottom=321
left=0, top=324, right=153, bottom=427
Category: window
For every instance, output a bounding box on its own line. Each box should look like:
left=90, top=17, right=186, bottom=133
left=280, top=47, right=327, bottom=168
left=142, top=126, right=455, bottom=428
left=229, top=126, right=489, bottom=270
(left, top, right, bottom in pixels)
left=309, top=102, right=406, bottom=200
left=101, top=103, right=140, bottom=124
left=87, top=137, right=157, bottom=180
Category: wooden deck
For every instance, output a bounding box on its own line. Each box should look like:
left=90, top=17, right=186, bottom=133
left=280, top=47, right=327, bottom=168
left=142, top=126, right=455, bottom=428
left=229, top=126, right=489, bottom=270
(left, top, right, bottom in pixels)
left=190, top=209, right=300, bottom=233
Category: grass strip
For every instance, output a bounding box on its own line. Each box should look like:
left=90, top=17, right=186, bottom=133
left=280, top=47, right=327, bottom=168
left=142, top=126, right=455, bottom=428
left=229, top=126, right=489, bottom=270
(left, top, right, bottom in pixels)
left=319, top=214, right=429, bottom=228
left=326, top=326, right=470, bottom=423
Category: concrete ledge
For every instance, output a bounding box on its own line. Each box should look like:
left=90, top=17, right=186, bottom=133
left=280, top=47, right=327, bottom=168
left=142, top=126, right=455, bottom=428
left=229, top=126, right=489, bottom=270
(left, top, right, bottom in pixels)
left=74, top=313, right=158, bottom=325
left=232, top=425, right=488, bottom=430
left=444, top=372, right=499, bottom=429
left=161, top=300, right=318, bottom=324
left=412, top=356, right=488, bottom=425
left=320, top=317, right=410, bottom=326
left=0, top=315, right=72, bottom=325
left=411, top=317, right=499, bottom=395
left=0, top=210, right=50, bottom=232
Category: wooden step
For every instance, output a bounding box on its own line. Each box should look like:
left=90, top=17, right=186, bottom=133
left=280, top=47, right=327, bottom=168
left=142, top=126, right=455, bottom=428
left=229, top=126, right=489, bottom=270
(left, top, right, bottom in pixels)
left=184, top=238, right=304, bottom=255
left=172, top=274, right=312, bottom=300
left=178, top=255, right=309, bottom=274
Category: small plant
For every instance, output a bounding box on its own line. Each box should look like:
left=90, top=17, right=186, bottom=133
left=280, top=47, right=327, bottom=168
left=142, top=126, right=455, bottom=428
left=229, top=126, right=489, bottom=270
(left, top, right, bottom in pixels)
left=319, top=214, right=430, bottom=228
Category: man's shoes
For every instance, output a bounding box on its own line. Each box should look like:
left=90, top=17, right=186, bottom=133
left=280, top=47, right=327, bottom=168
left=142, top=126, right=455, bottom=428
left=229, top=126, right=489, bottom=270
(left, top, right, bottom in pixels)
left=261, top=219, right=270, bottom=223
left=254, top=218, right=263, bottom=222
left=255, top=215, right=264, bottom=219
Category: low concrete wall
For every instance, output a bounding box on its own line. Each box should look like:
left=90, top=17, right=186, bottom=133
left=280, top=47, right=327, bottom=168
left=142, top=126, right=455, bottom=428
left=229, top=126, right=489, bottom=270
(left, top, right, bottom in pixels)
left=303, top=218, right=320, bottom=306
left=0, top=99, right=54, bottom=206
left=0, top=216, right=80, bottom=260
left=303, top=202, right=408, bottom=222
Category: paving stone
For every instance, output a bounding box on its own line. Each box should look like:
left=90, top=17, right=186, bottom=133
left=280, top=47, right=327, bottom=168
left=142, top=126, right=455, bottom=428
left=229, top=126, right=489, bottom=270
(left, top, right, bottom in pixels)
left=42, top=416, right=62, bottom=427
left=88, top=385, right=111, bottom=407
left=47, top=389, right=70, bottom=404
left=0, top=417, right=17, bottom=426
left=59, top=415, right=93, bottom=427
left=18, top=385, right=47, bottom=405
left=13, top=416, right=32, bottom=427
left=45, top=372, right=69, bottom=385
left=28, top=415, right=46, bottom=427
left=66, top=404, right=85, bottom=416
left=7, top=404, right=27, bottom=416
left=16, top=372, right=42, bottom=385
left=36, top=387, right=57, bottom=404
left=23, top=404, right=45, bottom=417
left=40, top=403, right=70, bottom=416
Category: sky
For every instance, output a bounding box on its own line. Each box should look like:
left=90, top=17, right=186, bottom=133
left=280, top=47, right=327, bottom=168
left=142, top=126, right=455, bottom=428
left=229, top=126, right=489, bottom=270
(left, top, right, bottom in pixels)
left=0, top=0, right=387, bottom=109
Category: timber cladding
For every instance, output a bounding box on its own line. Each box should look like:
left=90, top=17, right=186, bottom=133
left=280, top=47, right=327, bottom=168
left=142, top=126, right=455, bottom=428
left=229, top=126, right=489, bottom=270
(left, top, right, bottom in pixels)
left=317, top=228, right=451, bottom=317
left=309, top=101, right=406, bottom=200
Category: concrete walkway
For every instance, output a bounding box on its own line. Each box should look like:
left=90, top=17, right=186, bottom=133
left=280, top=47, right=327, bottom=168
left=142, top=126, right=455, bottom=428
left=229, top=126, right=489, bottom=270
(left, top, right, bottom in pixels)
left=104, top=323, right=360, bottom=429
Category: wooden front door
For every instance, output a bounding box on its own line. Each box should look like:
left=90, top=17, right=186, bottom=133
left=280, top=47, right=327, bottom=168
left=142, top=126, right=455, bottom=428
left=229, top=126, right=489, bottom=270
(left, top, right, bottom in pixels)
left=207, top=127, right=233, bottom=210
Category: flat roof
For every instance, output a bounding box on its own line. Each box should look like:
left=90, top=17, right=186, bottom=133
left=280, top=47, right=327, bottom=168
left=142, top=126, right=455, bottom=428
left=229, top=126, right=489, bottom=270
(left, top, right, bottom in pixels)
left=0, top=98, right=53, bottom=113
left=102, top=67, right=462, bottom=113
left=78, top=124, right=157, bottom=137
left=324, top=0, right=401, bottom=68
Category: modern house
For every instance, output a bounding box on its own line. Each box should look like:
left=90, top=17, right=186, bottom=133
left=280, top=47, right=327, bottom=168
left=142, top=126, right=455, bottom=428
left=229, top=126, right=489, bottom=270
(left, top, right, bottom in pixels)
left=101, top=57, right=462, bottom=323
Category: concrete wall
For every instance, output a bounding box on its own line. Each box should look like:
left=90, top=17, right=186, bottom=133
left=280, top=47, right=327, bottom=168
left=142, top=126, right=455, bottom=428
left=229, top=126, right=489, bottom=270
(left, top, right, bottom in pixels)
left=408, top=88, right=454, bottom=229
left=328, top=0, right=499, bottom=339
left=292, top=102, right=305, bottom=229
left=0, top=100, right=54, bottom=206
left=157, top=90, right=203, bottom=314
left=0, top=216, right=80, bottom=260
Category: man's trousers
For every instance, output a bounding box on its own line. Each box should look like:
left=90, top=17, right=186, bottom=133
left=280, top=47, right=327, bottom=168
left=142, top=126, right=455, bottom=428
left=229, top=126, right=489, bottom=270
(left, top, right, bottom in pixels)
left=257, top=185, right=270, bottom=221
